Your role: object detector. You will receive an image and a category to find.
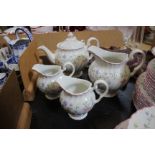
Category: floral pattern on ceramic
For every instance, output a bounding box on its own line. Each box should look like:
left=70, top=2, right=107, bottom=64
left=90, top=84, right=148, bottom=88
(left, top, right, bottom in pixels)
left=60, top=91, right=95, bottom=117
left=6, top=55, right=19, bottom=71
left=0, top=47, right=19, bottom=71
left=88, top=46, right=146, bottom=97
left=0, top=61, right=6, bottom=69
left=37, top=32, right=100, bottom=77
left=89, top=61, right=130, bottom=96
left=128, top=106, right=155, bottom=129
left=73, top=55, right=88, bottom=71
left=37, top=76, right=62, bottom=100
left=3, top=27, right=32, bottom=61
left=54, top=49, right=89, bottom=76
left=32, top=62, right=75, bottom=100
left=57, top=76, right=109, bottom=120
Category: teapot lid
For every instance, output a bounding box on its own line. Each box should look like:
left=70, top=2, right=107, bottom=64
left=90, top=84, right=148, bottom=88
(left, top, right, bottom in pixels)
left=57, top=32, right=85, bottom=50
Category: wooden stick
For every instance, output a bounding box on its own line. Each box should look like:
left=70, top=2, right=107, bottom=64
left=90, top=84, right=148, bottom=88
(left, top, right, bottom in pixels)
left=23, top=70, right=38, bottom=101
left=16, top=102, right=32, bottom=129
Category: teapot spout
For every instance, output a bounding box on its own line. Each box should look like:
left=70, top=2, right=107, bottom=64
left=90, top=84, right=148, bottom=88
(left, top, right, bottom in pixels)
left=38, top=45, right=56, bottom=64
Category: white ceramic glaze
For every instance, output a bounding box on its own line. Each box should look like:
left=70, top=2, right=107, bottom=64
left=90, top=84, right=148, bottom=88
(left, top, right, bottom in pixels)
left=37, top=32, right=99, bottom=77
left=128, top=106, right=155, bottom=129
left=57, top=76, right=109, bottom=120
left=115, top=106, right=155, bottom=129
left=88, top=46, right=145, bottom=97
left=32, top=62, right=75, bottom=100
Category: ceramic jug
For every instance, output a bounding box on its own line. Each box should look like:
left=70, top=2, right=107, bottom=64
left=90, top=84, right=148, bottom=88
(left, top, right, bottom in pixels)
left=37, top=32, right=99, bottom=77
left=3, top=27, right=33, bottom=61
left=57, top=76, right=109, bottom=120
left=32, top=62, right=75, bottom=100
left=88, top=46, right=146, bottom=97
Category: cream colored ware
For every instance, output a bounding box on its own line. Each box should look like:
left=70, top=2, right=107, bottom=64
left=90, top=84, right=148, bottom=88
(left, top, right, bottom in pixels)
left=32, top=62, right=75, bottom=100
left=88, top=46, right=146, bottom=97
left=37, top=32, right=99, bottom=77
left=57, top=76, right=109, bottom=120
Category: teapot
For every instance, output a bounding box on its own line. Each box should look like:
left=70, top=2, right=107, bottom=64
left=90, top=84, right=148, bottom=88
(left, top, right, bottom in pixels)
left=57, top=76, right=109, bottom=120
left=88, top=46, right=146, bottom=97
left=32, top=62, right=75, bottom=100
left=37, top=32, right=99, bottom=77
left=3, top=27, right=33, bottom=61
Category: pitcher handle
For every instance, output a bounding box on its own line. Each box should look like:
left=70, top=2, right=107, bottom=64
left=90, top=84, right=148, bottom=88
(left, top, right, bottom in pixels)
left=93, top=79, right=109, bottom=104
left=62, top=62, right=75, bottom=77
left=129, top=49, right=146, bottom=77
left=15, top=27, right=33, bottom=42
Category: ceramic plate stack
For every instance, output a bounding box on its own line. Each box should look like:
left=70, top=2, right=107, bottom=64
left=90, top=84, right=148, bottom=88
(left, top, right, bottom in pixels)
left=115, top=106, right=155, bottom=129
left=133, top=58, right=155, bottom=109
left=4, top=27, right=24, bottom=34
left=31, top=26, right=54, bottom=34
left=144, top=59, right=155, bottom=100
left=128, top=106, right=155, bottom=128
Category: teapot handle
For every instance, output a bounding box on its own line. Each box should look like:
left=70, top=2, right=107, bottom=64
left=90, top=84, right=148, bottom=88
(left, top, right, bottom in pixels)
left=87, top=37, right=100, bottom=47
left=62, top=62, right=75, bottom=77
left=87, top=37, right=100, bottom=61
left=129, top=49, right=146, bottom=77
left=93, top=79, right=109, bottom=104
left=15, top=27, right=33, bottom=42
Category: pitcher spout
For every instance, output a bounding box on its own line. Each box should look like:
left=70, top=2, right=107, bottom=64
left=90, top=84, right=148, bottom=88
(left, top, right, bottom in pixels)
left=32, top=64, right=45, bottom=75
left=88, top=45, right=129, bottom=64
left=32, top=64, right=61, bottom=77
left=57, top=76, right=91, bottom=95
left=38, top=45, right=56, bottom=64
